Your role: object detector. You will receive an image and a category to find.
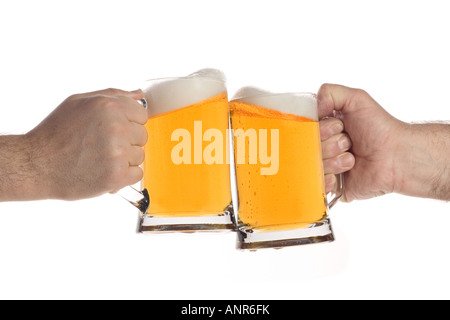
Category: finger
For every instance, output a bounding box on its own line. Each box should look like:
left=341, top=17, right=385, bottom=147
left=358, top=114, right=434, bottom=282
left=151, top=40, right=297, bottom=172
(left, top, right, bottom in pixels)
left=317, top=83, right=360, bottom=118
left=323, top=152, right=355, bottom=175
left=128, top=146, right=145, bottom=167
left=126, top=166, right=144, bottom=186
left=108, top=165, right=144, bottom=194
left=321, top=133, right=352, bottom=159
left=128, top=122, right=148, bottom=147
left=324, top=174, right=337, bottom=193
left=319, top=117, right=344, bottom=141
left=117, top=95, right=149, bottom=125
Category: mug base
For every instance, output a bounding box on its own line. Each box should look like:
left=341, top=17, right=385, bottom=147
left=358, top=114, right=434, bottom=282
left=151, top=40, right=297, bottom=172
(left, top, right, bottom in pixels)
left=138, top=203, right=235, bottom=233
left=237, top=218, right=334, bottom=250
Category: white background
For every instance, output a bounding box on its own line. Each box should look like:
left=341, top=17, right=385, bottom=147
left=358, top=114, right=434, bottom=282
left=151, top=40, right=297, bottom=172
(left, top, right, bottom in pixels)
left=0, top=0, right=449, bottom=300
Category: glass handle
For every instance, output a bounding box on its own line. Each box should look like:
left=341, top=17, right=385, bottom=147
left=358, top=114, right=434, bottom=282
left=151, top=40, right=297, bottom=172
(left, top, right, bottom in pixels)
left=138, top=98, right=147, bottom=109
left=118, top=186, right=150, bottom=216
left=327, top=173, right=344, bottom=209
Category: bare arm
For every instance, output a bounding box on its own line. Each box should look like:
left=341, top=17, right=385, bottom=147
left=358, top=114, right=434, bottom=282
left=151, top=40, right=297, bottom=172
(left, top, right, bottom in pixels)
left=394, top=122, right=450, bottom=201
left=318, top=83, right=450, bottom=202
left=0, top=135, right=42, bottom=201
left=0, top=88, right=148, bottom=202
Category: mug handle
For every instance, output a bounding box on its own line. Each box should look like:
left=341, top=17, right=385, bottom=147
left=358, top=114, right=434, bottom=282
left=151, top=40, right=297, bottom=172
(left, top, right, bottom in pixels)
left=327, top=172, right=344, bottom=209
left=118, top=186, right=150, bottom=215
left=117, top=98, right=150, bottom=215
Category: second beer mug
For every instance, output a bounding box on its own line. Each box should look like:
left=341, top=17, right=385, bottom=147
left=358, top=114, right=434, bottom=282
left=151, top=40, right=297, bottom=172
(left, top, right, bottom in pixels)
left=126, top=69, right=235, bottom=232
left=229, top=87, right=343, bottom=249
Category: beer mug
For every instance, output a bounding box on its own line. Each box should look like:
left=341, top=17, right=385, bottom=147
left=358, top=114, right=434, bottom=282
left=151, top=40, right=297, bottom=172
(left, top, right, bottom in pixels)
left=229, top=87, right=343, bottom=250
left=121, top=69, right=235, bottom=232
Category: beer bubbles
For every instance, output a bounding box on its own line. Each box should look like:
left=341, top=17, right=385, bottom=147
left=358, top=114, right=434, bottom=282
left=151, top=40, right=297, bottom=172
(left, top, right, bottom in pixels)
left=232, top=86, right=319, bottom=121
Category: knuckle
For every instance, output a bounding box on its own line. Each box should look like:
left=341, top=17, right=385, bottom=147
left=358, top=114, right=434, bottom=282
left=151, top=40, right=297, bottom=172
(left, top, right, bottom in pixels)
left=66, top=93, right=82, bottom=102
left=139, top=107, right=149, bottom=123
left=319, top=83, right=332, bottom=91
left=86, top=95, right=118, bottom=113
left=139, top=126, right=148, bottom=145
left=130, top=167, right=144, bottom=185
left=103, top=97, right=121, bottom=109
left=102, top=139, right=127, bottom=165
left=129, top=102, right=149, bottom=125
left=353, top=88, right=369, bottom=100
left=131, top=147, right=145, bottom=166
left=99, top=120, right=128, bottom=139
left=139, top=148, right=145, bottom=163
left=138, top=170, right=144, bottom=181
left=105, top=88, right=123, bottom=96
left=131, top=124, right=148, bottom=146
left=90, top=94, right=108, bottom=102
left=318, top=83, right=338, bottom=96
left=105, top=121, right=127, bottom=137
left=93, top=95, right=121, bottom=109
left=104, top=160, right=128, bottom=188
left=135, top=167, right=144, bottom=181
left=109, top=143, right=127, bottom=160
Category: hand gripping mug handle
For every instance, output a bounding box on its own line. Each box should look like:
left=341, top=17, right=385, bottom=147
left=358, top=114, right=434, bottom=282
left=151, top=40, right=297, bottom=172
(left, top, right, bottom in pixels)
left=118, top=98, right=150, bottom=216
left=327, top=173, right=344, bottom=209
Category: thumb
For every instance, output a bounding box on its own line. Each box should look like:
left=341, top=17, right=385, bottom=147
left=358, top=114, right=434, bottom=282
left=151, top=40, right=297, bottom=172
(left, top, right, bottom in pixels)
left=317, top=83, right=360, bottom=119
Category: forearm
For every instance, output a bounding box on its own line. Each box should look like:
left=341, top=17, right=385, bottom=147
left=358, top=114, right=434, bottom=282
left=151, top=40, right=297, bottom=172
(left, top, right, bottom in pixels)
left=0, top=135, right=47, bottom=201
left=394, top=122, right=450, bottom=201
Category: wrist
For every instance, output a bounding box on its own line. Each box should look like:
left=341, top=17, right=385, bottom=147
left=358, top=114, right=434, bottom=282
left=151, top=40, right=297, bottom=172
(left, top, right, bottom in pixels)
left=22, top=132, right=53, bottom=200
left=391, top=122, right=412, bottom=196
left=0, top=134, right=47, bottom=201
left=392, top=122, right=448, bottom=199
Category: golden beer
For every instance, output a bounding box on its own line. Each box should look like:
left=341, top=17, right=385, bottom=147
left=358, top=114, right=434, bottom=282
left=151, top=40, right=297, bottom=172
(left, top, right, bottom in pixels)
left=140, top=70, right=234, bottom=232
left=230, top=90, right=334, bottom=249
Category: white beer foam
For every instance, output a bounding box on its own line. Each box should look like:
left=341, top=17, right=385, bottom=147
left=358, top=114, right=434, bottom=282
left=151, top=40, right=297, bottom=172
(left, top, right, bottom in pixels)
left=187, top=68, right=226, bottom=82
left=144, top=68, right=227, bottom=118
left=232, top=86, right=318, bottom=121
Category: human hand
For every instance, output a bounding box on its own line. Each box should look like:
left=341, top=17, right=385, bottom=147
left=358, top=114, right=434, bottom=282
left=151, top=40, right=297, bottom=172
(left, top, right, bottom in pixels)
left=318, top=84, right=405, bottom=202
left=25, top=88, right=148, bottom=200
